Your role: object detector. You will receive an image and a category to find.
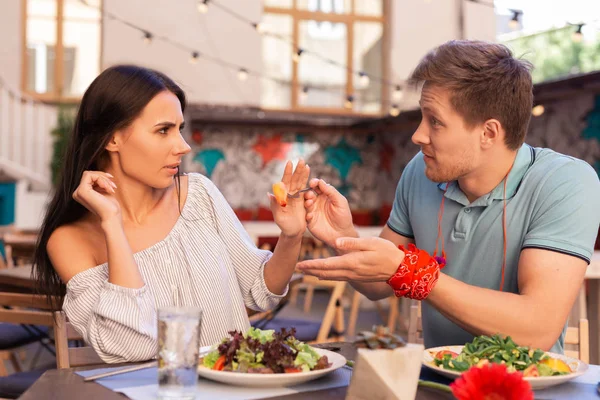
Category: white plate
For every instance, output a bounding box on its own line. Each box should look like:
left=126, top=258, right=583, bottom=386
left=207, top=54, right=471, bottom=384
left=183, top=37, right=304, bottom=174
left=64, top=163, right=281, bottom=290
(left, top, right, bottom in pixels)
left=197, top=346, right=346, bottom=388
left=422, top=345, right=588, bottom=390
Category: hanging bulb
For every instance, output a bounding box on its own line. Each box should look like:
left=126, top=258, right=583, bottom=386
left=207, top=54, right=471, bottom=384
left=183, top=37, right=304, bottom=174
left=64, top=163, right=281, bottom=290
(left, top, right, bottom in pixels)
left=237, top=68, right=248, bottom=81
left=392, top=84, right=403, bottom=102
left=531, top=105, right=544, bottom=117
left=253, top=22, right=267, bottom=34
left=292, top=49, right=304, bottom=63
left=508, top=10, right=521, bottom=30
left=197, top=0, right=209, bottom=14
left=299, top=86, right=309, bottom=103
left=572, top=24, right=584, bottom=43
left=143, top=31, right=153, bottom=44
left=190, top=51, right=200, bottom=64
left=389, top=105, right=400, bottom=117
left=344, top=95, right=354, bottom=110
left=359, top=72, right=370, bottom=87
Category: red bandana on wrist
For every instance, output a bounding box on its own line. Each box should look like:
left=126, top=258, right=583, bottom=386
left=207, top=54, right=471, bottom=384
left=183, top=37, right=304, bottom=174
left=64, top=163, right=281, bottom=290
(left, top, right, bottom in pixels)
left=386, top=243, right=445, bottom=300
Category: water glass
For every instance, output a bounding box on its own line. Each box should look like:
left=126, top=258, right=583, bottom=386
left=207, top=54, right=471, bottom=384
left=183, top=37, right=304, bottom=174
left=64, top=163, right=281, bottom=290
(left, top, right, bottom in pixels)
left=157, top=307, right=202, bottom=400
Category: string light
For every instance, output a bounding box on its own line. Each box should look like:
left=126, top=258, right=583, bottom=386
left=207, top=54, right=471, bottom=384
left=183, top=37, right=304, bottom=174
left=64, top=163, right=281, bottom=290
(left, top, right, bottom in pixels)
left=78, top=0, right=569, bottom=114
left=292, top=49, right=304, bottom=63
left=389, top=105, right=400, bottom=117
left=359, top=72, right=370, bottom=87
left=572, top=24, right=584, bottom=42
left=532, top=104, right=545, bottom=117
left=252, top=22, right=267, bottom=34
left=392, top=84, right=403, bottom=102
left=299, top=86, right=309, bottom=103
left=344, top=95, right=354, bottom=109
left=197, top=0, right=209, bottom=14
left=508, top=9, right=521, bottom=30
left=237, top=68, right=248, bottom=81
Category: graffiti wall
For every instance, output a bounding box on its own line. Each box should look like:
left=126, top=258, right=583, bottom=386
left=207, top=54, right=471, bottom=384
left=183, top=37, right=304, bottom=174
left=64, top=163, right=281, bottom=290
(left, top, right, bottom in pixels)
left=187, top=93, right=600, bottom=223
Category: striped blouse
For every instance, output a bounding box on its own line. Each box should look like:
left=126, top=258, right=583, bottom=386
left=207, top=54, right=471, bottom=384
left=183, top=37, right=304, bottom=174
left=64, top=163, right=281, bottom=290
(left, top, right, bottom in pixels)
left=62, top=173, right=287, bottom=363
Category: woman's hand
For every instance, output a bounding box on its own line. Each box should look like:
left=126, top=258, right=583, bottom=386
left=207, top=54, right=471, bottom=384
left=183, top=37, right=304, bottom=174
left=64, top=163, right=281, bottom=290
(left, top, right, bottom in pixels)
left=72, top=171, right=121, bottom=224
left=269, top=159, right=310, bottom=238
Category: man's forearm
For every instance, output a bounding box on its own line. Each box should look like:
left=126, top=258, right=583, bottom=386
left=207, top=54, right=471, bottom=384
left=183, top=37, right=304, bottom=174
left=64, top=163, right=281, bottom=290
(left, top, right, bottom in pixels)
left=427, top=273, right=563, bottom=350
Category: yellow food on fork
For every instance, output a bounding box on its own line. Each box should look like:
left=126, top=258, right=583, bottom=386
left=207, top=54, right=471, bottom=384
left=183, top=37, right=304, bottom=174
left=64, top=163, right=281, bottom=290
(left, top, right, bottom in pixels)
left=272, top=182, right=288, bottom=207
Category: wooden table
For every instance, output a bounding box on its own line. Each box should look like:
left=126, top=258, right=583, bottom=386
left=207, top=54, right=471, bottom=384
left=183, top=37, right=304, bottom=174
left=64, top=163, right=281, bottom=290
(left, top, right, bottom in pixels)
left=0, top=264, right=35, bottom=291
left=241, top=222, right=384, bottom=246
left=1, top=232, right=37, bottom=268
left=21, top=343, right=453, bottom=400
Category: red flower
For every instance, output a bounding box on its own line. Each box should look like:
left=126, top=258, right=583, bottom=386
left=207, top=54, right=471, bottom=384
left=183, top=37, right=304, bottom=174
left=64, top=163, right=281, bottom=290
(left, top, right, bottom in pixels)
left=450, top=363, right=534, bottom=400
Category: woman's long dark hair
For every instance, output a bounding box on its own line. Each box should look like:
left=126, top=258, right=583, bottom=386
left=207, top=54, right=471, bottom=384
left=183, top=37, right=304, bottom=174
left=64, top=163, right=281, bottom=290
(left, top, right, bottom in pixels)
left=33, top=65, right=186, bottom=310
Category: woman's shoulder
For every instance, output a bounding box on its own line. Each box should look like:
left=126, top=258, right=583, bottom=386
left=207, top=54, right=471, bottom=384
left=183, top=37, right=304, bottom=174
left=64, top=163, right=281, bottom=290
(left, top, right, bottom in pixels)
left=47, top=218, right=105, bottom=284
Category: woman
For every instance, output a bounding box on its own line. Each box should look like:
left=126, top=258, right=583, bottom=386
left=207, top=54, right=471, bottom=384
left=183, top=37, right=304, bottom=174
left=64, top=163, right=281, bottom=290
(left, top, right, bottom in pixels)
left=33, top=65, right=309, bottom=363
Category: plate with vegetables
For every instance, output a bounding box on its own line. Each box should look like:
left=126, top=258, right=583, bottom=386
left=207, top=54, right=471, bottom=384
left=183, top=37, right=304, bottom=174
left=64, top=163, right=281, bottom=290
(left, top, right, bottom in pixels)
left=198, top=327, right=346, bottom=387
left=422, top=335, right=588, bottom=389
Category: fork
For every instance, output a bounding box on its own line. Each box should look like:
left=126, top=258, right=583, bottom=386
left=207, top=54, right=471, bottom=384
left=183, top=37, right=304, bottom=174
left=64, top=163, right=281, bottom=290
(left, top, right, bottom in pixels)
left=287, top=187, right=317, bottom=199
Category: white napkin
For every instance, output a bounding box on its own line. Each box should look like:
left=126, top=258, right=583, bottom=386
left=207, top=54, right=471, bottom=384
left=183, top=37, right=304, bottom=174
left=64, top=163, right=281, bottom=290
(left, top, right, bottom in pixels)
left=346, top=343, right=424, bottom=400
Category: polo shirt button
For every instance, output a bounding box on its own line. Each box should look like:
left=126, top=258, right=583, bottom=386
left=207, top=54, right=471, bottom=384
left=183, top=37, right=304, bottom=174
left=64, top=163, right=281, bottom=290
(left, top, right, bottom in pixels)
left=464, top=208, right=471, bottom=213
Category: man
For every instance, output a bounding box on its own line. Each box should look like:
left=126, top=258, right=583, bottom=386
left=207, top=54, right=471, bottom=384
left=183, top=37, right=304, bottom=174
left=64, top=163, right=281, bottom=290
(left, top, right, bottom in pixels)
left=298, top=40, right=600, bottom=353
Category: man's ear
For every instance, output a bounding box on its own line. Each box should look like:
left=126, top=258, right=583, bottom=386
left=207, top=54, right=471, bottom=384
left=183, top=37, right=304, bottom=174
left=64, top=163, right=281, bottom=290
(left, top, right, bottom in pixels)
left=481, top=119, right=502, bottom=149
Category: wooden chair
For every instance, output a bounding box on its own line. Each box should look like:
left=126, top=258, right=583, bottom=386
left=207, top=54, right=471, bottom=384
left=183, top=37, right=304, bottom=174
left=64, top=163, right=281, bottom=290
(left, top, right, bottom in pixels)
left=407, top=301, right=590, bottom=363
left=253, top=276, right=347, bottom=344
left=347, top=292, right=410, bottom=337
left=304, top=276, right=346, bottom=343
left=0, top=293, right=104, bottom=370
left=407, top=300, right=423, bottom=345
left=1, top=233, right=37, bottom=269
left=53, top=311, right=104, bottom=369
left=289, top=238, right=334, bottom=314
left=0, top=293, right=55, bottom=376
left=565, top=319, right=589, bottom=363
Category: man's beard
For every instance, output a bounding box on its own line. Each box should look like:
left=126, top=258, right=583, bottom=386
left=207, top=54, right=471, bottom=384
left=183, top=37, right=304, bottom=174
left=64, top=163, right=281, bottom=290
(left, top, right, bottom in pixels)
left=424, top=157, right=472, bottom=183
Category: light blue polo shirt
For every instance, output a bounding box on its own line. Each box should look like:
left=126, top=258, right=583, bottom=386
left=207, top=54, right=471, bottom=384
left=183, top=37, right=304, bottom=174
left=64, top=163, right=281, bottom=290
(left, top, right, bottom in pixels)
left=387, top=144, right=600, bottom=353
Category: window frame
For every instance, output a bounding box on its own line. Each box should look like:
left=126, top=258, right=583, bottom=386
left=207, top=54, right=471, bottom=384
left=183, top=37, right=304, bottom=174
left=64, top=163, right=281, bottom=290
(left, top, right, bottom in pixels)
left=21, top=0, right=103, bottom=103
left=264, top=0, right=389, bottom=115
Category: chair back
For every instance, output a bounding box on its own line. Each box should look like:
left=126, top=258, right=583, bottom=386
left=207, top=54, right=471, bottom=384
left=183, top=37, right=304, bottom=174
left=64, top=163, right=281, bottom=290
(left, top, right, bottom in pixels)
left=53, top=311, right=104, bottom=369
left=565, top=319, right=589, bottom=363
left=407, top=300, right=423, bottom=345
left=0, top=292, right=54, bottom=325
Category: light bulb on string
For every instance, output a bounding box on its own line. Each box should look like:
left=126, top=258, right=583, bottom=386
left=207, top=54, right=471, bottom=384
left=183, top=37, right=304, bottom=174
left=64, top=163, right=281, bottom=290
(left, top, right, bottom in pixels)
left=253, top=22, right=267, bottom=34
left=508, top=10, right=521, bottom=30
left=190, top=51, right=200, bottom=64
left=359, top=72, right=370, bottom=87
left=299, top=86, right=309, bottom=103
left=237, top=68, right=248, bottom=81
left=392, top=84, right=403, bottom=102
left=532, top=104, right=545, bottom=117
left=292, top=49, right=304, bottom=63
left=143, top=31, right=153, bottom=44
left=344, top=95, right=354, bottom=110
left=389, top=105, right=400, bottom=117
left=197, top=0, right=209, bottom=14
left=572, top=24, right=584, bottom=43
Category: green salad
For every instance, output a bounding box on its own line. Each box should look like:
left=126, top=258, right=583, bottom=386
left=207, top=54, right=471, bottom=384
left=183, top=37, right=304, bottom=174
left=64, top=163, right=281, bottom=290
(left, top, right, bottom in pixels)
left=200, top=327, right=331, bottom=374
left=432, top=334, right=572, bottom=377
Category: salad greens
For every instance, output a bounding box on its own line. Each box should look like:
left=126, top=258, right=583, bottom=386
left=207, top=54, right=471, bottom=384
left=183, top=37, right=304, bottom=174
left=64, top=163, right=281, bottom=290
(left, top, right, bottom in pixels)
left=201, top=327, right=331, bottom=373
left=433, top=334, right=571, bottom=377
